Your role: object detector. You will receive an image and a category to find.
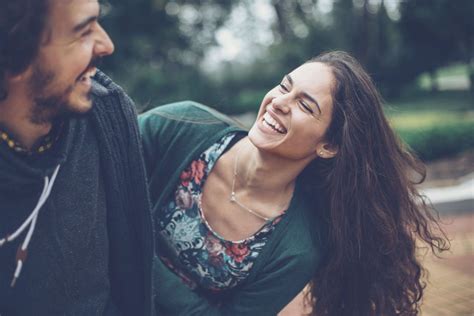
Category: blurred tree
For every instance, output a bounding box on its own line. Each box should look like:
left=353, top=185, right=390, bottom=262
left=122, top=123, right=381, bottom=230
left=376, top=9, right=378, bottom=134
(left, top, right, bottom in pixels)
left=100, top=0, right=235, bottom=108
left=367, top=0, right=406, bottom=97
left=332, top=0, right=357, bottom=53
left=398, top=0, right=474, bottom=93
left=444, top=0, right=474, bottom=94
left=212, top=0, right=403, bottom=111
left=262, top=0, right=403, bottom=93
left=96, top=0, right=472, bottom=113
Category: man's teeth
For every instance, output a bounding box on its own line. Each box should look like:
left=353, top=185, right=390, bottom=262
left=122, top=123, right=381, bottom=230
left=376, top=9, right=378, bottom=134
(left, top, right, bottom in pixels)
left=263, top=112, right=287, bottom=134
left=80, top=68, right=97, bottom=81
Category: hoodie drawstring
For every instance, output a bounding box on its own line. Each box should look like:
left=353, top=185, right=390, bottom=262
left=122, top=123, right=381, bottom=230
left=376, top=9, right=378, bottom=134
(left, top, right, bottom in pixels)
left=0, top=164, right=61, bottom=287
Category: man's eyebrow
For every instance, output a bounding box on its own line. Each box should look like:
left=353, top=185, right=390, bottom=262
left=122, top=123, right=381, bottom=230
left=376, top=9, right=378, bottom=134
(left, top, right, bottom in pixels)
left=287, top=74, right=322, bottom=114
left=72, top=15, right=98, bottom=33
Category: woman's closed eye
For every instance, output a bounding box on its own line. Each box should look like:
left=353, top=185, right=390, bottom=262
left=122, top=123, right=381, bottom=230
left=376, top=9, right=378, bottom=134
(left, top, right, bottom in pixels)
left=299, top=100, right=314, bottom=114
left=279, top=83, right=289, bottom=93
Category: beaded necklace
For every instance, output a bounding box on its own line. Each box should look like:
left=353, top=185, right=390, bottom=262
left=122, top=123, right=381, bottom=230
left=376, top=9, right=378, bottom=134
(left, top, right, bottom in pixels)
left=0, top=122, right=63, bottom=155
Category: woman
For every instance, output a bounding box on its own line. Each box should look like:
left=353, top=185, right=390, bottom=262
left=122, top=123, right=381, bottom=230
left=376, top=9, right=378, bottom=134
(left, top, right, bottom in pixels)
left=140, top=51, right=448, bottom=315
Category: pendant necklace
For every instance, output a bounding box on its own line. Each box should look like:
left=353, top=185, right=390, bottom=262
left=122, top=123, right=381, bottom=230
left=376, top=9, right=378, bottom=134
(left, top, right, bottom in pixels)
left=230, top=146, right=273, bottom=222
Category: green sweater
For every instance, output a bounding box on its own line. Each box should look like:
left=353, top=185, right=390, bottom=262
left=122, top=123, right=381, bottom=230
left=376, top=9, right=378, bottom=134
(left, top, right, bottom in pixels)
left=139, top=101, right=327, bottom=316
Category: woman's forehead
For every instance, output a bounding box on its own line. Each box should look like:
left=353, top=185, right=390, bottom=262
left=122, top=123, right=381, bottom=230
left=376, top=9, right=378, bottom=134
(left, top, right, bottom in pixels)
left=289, top=62, right=333, bottom=85
left=288, top=62, right=334, bottom=106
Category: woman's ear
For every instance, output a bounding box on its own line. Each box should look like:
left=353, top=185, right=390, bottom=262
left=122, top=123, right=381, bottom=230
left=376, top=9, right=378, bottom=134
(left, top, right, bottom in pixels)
left=316, top=143, right=338, bottom=159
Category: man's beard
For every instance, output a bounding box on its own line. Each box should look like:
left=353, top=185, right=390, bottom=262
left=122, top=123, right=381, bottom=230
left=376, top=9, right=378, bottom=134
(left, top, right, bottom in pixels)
left=27, top=58, right=99, bottom=125
left=28, top=64, right=77, bottom=125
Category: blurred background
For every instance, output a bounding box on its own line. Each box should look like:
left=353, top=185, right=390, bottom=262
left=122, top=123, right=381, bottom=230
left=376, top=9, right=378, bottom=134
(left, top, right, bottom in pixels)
left=100, top=0, right=473, bottom=314
left=100, top=0, right=473, bottom=163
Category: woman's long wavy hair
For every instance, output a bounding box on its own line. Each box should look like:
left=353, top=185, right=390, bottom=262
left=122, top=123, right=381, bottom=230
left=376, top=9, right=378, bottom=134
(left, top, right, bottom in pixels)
left=306, top=51, right=449, bottom=316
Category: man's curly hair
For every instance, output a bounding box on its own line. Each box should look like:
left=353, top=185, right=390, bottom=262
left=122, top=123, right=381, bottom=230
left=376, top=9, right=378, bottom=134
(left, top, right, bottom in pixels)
left=0, top=0, right=50, bottom=100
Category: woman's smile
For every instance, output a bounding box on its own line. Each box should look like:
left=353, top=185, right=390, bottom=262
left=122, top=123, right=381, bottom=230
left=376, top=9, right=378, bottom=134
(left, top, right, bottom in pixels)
left=262, top=111, right=287, bottom=134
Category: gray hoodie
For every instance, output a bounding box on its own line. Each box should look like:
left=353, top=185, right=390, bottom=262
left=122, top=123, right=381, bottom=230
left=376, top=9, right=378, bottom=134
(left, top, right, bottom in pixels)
left=0, top=71, right=154, bottom=316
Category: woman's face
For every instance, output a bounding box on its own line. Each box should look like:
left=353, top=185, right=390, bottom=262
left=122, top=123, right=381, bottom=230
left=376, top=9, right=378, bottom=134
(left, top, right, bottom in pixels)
left=248, top=62, right=336, bottom=161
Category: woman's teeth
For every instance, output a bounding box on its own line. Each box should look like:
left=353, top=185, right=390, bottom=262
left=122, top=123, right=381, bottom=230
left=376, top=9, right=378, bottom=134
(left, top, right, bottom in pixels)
left=263, top=112, right=287, bottom=134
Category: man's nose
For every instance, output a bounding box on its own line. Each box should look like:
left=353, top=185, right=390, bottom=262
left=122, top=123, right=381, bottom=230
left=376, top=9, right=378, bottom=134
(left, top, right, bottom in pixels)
left=94, top=24, right=115, bottom=57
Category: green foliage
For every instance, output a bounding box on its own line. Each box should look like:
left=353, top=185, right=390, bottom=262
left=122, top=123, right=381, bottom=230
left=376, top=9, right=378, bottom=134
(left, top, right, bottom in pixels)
left=100, top=0, right=236, bottom=108
left=94, top=0, right=474, bottom=163
left=387, top=91, right=474, bottom=161
left=387, top=90, right=474, bottom=112
left=233, top=89, right=265, bottom=114
left=395, top=120, right=474, bottom=161
left=398, top=0, right=474, bottom=92
left=417, top=64, right=471, bottom=91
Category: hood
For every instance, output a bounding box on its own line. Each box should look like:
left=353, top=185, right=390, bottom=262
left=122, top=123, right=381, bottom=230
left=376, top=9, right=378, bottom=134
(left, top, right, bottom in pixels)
left=0, top=120, right=74, bottom=191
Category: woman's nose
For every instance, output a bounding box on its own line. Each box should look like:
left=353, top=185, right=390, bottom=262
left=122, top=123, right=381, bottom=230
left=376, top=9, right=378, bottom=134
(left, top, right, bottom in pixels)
left=270, top=94, right=291, bottom=114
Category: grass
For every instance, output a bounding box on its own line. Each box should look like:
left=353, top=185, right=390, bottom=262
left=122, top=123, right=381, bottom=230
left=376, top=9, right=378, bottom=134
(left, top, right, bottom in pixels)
left=385, top=91, right=474, bottom=129
left=387, top=111, right=474, bottom=129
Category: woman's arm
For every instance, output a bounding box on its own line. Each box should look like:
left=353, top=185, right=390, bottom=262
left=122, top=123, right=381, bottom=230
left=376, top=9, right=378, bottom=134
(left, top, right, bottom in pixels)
left=154, top=251, right=316, bottom=316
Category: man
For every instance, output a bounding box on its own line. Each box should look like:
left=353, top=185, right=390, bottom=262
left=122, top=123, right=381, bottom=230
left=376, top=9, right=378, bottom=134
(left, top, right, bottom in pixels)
left=0, top=0, right=154, bottom=315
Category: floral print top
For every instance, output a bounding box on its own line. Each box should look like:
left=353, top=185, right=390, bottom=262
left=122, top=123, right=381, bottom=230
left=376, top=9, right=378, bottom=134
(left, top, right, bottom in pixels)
left=157, top=133, right=286, bottom=291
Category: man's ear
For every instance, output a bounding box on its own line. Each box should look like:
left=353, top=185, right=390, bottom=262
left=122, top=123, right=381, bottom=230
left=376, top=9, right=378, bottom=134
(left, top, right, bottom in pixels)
left=7, top=66, right=32, bottom=83
left=316, top=142, right=338, bottom=159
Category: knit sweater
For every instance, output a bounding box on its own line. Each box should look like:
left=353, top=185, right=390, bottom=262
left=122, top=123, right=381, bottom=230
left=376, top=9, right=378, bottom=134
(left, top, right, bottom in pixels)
left=0, top=71, right=154, bottom=316
left=139, top=101, right=327, bottom=316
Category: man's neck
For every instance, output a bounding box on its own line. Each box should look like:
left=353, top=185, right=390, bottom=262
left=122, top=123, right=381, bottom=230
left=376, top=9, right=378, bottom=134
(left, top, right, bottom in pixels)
left=0, top=94, right=52, bottom=151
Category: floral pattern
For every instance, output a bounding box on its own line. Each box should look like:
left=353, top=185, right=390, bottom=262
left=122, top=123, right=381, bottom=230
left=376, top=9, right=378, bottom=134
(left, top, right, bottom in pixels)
left=157, top=133, right=286, bottom=291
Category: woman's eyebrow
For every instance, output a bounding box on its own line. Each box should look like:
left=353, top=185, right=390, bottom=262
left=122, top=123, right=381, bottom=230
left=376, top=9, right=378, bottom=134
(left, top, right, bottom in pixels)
left=286, top=74, right=322, bottom=114
left=302, top=92, right=321, bottom=114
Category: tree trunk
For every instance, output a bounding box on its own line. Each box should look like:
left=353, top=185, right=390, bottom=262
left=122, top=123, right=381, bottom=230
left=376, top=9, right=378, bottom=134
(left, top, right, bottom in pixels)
left=271, top=0, right=290, bottom=40
left=468, top=58, right=474, bottom=95
left=430, top=70, right=439, bottom=93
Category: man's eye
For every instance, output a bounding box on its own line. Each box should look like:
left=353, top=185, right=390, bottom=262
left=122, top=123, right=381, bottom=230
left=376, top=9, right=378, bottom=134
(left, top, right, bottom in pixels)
left=279, top=83, right=289, bottom=92
left=299, top=101, right=314, bottom=114
left=82, top=29, right=93, bottom=37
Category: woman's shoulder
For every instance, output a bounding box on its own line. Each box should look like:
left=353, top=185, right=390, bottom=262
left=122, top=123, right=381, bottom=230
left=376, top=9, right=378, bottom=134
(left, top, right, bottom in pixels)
left=139, top=100, right=244, bottom=150
left=139, top=100, right=240, bottom=128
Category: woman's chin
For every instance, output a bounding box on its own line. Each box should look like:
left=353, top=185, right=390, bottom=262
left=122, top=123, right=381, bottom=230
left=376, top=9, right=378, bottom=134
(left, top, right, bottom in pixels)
left=248, top=125, right=282, bottom=152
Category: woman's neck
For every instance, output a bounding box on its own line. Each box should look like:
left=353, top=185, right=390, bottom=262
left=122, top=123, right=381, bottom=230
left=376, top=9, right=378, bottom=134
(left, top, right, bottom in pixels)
left=231, top=137, right=312, bottom=196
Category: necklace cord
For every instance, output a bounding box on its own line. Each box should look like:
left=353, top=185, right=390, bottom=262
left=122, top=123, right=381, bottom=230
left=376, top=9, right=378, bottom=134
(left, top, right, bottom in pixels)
left=230, top=145, right=272, bottom=222
left=0, top=164, right=61, bottom=287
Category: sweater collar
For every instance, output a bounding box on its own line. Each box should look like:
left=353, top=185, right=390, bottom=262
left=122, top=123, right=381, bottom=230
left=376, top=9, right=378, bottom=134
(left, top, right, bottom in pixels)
left=0, top=119, right=75, bottom=189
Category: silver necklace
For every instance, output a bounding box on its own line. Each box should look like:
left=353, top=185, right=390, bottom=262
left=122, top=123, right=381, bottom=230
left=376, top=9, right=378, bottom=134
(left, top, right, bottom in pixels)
left=230, top=147, right=272, bottom=222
